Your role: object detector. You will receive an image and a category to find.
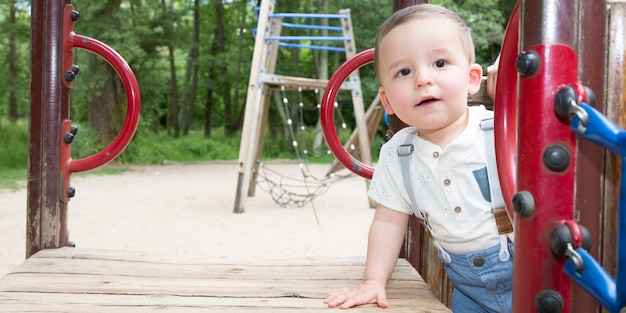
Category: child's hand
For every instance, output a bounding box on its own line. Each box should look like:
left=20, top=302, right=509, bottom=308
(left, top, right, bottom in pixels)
left=323, top=280, right=388, bottom=309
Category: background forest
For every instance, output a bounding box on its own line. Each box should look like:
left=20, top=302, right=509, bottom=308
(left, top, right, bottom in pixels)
left=0, top=0, right=515, bottom=187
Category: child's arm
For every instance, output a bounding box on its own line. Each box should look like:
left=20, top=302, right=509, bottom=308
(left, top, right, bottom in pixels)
left=324, top=205, right=409, bottom=309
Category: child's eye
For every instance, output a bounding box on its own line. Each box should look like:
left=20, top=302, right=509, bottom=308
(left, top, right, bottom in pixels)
left=396, top=68, right=412, bottom=77
left=434, top=60, right=447, bottom=68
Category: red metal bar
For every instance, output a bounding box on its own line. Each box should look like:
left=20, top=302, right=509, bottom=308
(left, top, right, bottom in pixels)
left=321, top=49, right=375, bottom=180
left=513, top=0, right=583, bottom=311
left=514, top=43, right=579, bottom=313
left=68, top=34, right=141, bottom=173
left=494, top=3, right=519, bottom=219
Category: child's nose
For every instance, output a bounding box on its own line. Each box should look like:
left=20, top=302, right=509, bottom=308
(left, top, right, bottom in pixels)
left=414, top=69, right=434, bottom=88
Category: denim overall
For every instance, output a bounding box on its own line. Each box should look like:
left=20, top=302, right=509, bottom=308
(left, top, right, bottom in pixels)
left=397, top=120, right=514, bottom=313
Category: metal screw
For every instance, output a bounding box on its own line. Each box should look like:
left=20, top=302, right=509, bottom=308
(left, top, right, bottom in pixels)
left=512, top=190, right=535, bottom=217
left=535, top=290, right=564, bottom=313
left=67, top=186, right=76, bottom=198
left=64, top=132, right=74, bottom=144
left=516, top=50, right=540, bottom=77
left=543, top=144, right=570, bottom=172
left=65, top=70, right=76, bottom=83
left=70, top=10, right=80, bottom=22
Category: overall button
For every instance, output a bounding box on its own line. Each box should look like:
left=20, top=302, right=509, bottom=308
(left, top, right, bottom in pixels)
left=473, top=256, right=485, bottom=267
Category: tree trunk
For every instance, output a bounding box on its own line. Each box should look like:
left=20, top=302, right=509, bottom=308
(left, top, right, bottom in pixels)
left=229, top=0, right=248, bottom=135
left=87, top=64, right=126, bottom=143
left=216, top=0, right=229, bottom=134
left=162, top=0, right=179, bottom=136
left=180, top=0, right=200, bottom=135
left=8, top=0, right=18, bottom=123
left=205, top=0, right=227, bottom=138
left=86, top=0, right=126, bottom=143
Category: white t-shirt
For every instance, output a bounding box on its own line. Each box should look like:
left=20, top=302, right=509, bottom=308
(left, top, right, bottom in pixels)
left=368, top=105, right=501, bottom=254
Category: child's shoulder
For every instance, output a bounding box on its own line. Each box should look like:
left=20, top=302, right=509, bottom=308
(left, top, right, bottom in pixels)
left=469, top=104, right=494, bottom=120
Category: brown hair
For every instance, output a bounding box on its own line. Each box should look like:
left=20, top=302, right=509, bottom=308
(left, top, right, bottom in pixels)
left=373, top=4, right=476, bottom=80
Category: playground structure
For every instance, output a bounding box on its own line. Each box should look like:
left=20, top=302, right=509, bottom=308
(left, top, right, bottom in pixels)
left=0, top=1, right=447, bottom=312
left=0, top=0, right=622, bottom=312
left=233, top=0, right=380, bottom=213
left=321, top=0, right=614, bottom=312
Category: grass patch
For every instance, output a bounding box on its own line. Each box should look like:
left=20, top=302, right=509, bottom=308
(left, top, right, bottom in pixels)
left=0, top=118, right=383, bottom=190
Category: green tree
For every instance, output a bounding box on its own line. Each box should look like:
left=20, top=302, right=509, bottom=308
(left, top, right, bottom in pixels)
left=0, top=0, right=29, bottom=122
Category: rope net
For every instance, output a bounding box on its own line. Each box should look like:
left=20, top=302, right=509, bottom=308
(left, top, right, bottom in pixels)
left=254, top=86, right=354, bottom=208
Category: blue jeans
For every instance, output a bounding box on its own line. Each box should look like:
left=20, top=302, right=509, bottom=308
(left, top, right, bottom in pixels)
left=441, top=241, right=514, bottom=313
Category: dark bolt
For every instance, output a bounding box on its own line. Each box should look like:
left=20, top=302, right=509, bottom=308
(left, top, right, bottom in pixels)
left=550, top=223, right=592, bottom=257
left=550, top=224, right=574, bottom=257
left=70, top=125, right=79, bottom=135
left=64, top=132, right=75, bottom=144
left=71, top=10, right=80, bottom=22
left=584, top=86, right=596, bottom=107
left=512, top=190, right=535, bottom=217
left=65, top=70, right=76, bottom=83
left=535, top=290, right=564, bottom=313
left=543, top=144, right=570, bottom=172
left=71, top=64, right=80, bottom=76
left=554, top=85, right=576, bottom=120
left=516, top=50, right=540, bottom=77
left=67, top=186, right=76, bottom=198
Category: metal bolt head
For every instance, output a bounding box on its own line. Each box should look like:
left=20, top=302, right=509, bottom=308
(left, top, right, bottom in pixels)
left=543, top=144, right=570, bottom=172
left=71, top=10, right=80, bottom=22
left=67, top=186, right=76, bottom=198
left=512, top=190, right=535, bottom=217
left=516, top=50, right=540, bottom=77
left=535, top=290, right=564, bottom=313
left=65, top=70, right=75, bottom=83
left=64, top=132, right=74, bottom=144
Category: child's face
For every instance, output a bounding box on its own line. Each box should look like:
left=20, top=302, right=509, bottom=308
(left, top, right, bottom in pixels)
left=377, top=17, right=482, bottom=136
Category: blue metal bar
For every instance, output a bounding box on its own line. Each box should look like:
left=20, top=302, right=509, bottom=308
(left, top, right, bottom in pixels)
left=278, top=42, right=345, bottom=52
left=563, top=249, right=618, bottom=312
left=281, top=22, right=343, bottom=32
left=566, top=101, right=626, bottom=311
left=269, top=13, right=348, bottom=19
left=267, top=36, right=350, bottom=41
left=570, top=103, right=621, bottom=154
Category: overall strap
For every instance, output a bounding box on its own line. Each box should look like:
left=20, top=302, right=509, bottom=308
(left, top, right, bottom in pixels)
left=480, top=118, right=513, bottom=262
left=397, top=128, right=423, bottom=220
left=397, top=129, right=451, bottom=263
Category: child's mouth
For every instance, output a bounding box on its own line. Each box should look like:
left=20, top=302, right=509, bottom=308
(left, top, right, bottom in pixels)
left=417, top=98, right=438, bottom=107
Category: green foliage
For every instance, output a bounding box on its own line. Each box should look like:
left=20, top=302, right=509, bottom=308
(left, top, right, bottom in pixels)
left=0, top=118, right=28, bottom=169
left=71, top=121, right=242, bottom=165
left=0, top=0, right=515, bottom=189
left=0, top=118, right=28, bottom=189
left=431, top=0, right=506, bottom=69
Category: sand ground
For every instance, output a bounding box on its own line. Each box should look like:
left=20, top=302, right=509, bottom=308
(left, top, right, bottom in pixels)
left=0, top=161, right=375, bottom=277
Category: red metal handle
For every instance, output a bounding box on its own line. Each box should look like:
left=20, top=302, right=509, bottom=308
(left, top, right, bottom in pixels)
left=321, top=48, right=375, bottom=180
left=68, top=34, right=141, bottom=173
left=494, top=3, right=519, bottom=217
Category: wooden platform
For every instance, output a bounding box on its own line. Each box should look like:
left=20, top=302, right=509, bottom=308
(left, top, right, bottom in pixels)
left=0, top=247, right=450, bottom=312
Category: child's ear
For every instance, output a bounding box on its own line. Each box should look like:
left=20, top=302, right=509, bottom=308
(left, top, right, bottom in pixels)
left=467, top=63, right=483, bottom=95
left=379, top=86, right=395, bottom=115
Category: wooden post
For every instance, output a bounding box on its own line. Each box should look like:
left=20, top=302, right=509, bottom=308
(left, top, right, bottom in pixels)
left=234, top=0, right=276, bottom=213
left=571, top=1, right=607, bottom=312
left=27, top=0, right=73, bottom=258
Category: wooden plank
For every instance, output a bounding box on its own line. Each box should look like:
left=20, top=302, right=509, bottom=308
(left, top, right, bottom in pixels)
left=0, top=248, right=450, bottom=313
left=604, top=1, right=626, bottom=280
